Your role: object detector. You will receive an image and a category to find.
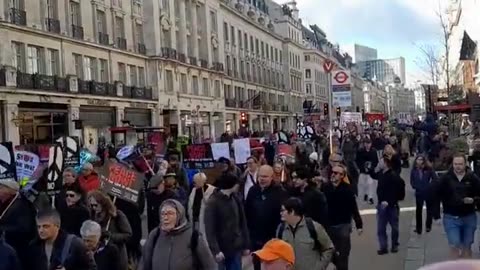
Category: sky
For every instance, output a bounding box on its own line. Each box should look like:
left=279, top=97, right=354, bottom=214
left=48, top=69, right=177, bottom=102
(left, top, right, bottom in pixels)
left=277, top=0, right=446, bottom=85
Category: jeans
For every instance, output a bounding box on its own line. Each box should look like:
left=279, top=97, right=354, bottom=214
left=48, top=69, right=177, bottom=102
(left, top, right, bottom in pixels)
left=218, top=253, right=242, bottom=270
left=443, top=213, right=477, bottom=249
left=359, top=173, right=375, bottom=200
left=327, top=223, right=352, bottom=270
left=415, top=195, right=433, bottom=233
left=377, top=204, right=400, bottom=250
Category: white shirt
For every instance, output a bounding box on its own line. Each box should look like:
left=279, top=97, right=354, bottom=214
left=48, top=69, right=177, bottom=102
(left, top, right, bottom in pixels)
left=244, top=170, right=257, bottom=199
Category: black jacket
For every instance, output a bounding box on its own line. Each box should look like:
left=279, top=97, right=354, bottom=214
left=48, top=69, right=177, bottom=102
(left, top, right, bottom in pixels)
left=0, top=193, right=37, bottom=267
left=59, top=203, right=90, bottom=236
left=322, top=181, right=363, bottom=229
left=245, top=184, right=288, bottom=249
left=0, top=238, right=21, bottom=270
left=25, top=231, right=96, bottom=270
left=291, top=185, right=329, bottom=227
left=431, top=170, right=480, bottom=218
left=146, top=188, right=178, bottom=232
left=205, top=190, right=250, bottom=256
left=376, top=169, right=406, bottom=206
left=356, top=148, right=378, bottom=174
left=94, top=242, right=122, bottom=270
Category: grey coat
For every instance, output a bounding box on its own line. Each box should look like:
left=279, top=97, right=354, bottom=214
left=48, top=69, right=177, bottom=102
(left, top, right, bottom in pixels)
left=138, top=199, right=217, bottom=270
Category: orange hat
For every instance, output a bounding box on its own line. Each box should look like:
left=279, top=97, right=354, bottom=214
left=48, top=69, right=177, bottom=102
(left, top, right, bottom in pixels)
left=254, top=239, right=295, bottom=265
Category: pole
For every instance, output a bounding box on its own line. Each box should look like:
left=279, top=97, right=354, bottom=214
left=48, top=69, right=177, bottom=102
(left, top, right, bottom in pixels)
left=328, top=72, right=334, bottom=154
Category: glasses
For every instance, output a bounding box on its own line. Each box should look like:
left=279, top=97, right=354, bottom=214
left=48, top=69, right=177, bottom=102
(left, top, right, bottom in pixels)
left=65, top=193, right=76, bottom=198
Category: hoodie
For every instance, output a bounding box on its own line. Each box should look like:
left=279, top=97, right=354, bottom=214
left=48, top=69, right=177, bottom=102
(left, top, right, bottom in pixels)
left=139, top=199, right=217, bottom=270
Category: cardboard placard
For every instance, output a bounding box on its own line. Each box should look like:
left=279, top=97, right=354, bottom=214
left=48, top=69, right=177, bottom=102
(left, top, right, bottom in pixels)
left=56, top=136, right=80, bottom=168
left=47, top=144, right=64, bottom=196
left=15, top=151, right=39, bottom=183
left=0, top=142, right=17, bottom=182
left=181, top=143, right=215, bottom=169
left=98, top=162, right=144, bottom=203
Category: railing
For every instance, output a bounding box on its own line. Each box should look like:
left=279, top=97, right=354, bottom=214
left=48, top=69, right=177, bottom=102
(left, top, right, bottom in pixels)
left=10, top=8, right=26, bottom=26
left=72, top=24, right=84, bottom=39
left=189, top=56, right=197, bottom=66
left=225, top=99, right=237, bottom=108
left=98, top=32, right=109, bottom=45
left=161, top=47, right=177, bottom=59
left=178, top=53, right=187, bottom=63
left=200, top=59, right=208, bottom=68
left=46, top=18, right=60, bottom=33
left=138, top=43, right=147, bottom=54
left=116, top=37, right=127, bottom=50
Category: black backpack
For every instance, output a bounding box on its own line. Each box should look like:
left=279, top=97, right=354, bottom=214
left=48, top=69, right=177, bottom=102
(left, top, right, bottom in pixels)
left=276, top=217, right=321, bottom=250
left=148, top=228, right=200, bottom=269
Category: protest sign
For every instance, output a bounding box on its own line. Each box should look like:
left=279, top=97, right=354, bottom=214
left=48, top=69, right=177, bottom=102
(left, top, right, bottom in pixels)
left=211, top=142, right=230, bottom=161
left=181, top=143, right=215, bottom=169
left=233, top=138, right=251, bottom=164
left=0, top=142, right=17, bottom=181
left=15, top=151, right=39, bottom=184
left=56, top=136, right=80, bottom=168
left=46, top=144, right=64, bottom=196
left=98, top=162, right=143, bottom=203
left=38, top=144, right=51, bottom=162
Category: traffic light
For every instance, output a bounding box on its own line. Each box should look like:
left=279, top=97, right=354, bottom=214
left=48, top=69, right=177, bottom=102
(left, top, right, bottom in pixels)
left=336, top=107, right=341, bottom=117
left=323, top=103, right=329, bottom=116
left=240, top=112, right=248, bottom=127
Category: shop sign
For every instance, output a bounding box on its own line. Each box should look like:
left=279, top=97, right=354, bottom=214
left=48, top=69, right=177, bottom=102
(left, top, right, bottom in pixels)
left=87, top=99, right=110, bottom=106
left=130, top=102, right=149, bottom=109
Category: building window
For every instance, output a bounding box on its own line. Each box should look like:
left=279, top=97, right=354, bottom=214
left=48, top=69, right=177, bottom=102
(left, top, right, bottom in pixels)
left=180, top=73, right=187, bottom=93
left=97, top=10, right=107, bottom=33
left=305, top=69, right=311, bottom=79
left=47, top=0, right=58, bottom=18
left=203, top=78, right=209, bottom=96
left=250, top=36, right=254, bottom=52
left=115, top=16, right=125, bottom=38
left=46, top=49, right=59, bottom=76
left=210, top=10, right=217, bottom=33
left=100, top=59, right=108, bottom=82
left=128, top=65, right=137, bottom=86
left=306, top=83, right=312, bottom=95
left=192, top=76, right=199, bottom=95
left=27, top=46, right=43, bottom=74
left=214, top=80, right=221, bottom=97
left=230, top=26, right=235, bottom=46
left=12, top=42, right=25, bottom=72
left=238, top=30, right=242, bottom=49
left=118, top=62, right=126, bottom=82
left=165, top=69, right=173, bottom=93
left=223, top=22, right=228, bottom=42
left=69, top=1, right=81, bottom=25
left=83, top=57, right=97, bottom=81
left=135, top=23, right=144, bottom=44
left=138, top=67, right=145, bottom=87
left=133, top=0, right=142, bottom=15
left=73, top=53, right=83, bottom=78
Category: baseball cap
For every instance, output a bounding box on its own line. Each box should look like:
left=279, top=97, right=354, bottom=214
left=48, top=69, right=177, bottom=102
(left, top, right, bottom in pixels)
left=0, top=179, right=20, bottom=192
left=254, top=239, right=295, bottom=265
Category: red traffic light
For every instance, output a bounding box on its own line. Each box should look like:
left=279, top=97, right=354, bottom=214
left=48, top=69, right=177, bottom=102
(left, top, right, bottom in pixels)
left=241, top=112, right=247, bottom=121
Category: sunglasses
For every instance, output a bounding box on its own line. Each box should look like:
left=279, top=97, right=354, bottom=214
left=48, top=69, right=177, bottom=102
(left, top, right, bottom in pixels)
left=65, top=193, right=76, bottom=198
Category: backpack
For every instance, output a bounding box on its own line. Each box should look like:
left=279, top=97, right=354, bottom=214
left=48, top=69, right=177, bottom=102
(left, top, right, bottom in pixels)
left=276, top=217, right=321, bottom=250
left=60, top=234, right=75, bottom=266
left=148, top=228, right=200, bottom=270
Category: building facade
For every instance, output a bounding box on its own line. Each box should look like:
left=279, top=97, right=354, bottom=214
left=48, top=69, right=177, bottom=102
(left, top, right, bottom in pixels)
left=385, top=84, right=415, bottom=117
left=357, top=57, right=406, bottom=85
left=353, top=44, right=377, bottom=63
left=363, top=80, right=387, bottom=113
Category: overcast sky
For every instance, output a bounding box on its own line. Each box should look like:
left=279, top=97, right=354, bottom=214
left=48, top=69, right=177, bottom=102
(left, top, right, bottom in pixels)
left=275, top=0, right=445, bottom=85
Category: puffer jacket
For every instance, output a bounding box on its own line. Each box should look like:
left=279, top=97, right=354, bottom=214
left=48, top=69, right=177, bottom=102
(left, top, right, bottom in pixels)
left=277, top=218, right=334, bottom=270
left=139, top=199, right=216, bottom=270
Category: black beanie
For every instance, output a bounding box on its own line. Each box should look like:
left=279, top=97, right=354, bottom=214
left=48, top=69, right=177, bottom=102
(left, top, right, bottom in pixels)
left=215, top=173, right=239, bottom=190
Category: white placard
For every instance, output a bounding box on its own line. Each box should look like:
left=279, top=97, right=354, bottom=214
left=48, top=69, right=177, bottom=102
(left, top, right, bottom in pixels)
left=211, top=142, right=230, bottom=161
left=233, top=138, right=251, bottom=164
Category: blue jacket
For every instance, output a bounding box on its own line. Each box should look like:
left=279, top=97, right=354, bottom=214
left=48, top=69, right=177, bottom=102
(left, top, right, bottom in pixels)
left=0, top=239, right=21, bottom=270
left=410, top=168, right=436, bottom=197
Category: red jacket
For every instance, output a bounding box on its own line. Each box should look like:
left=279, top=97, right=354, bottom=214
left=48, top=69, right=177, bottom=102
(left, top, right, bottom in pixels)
left=78, top=172, right=100, bottom=193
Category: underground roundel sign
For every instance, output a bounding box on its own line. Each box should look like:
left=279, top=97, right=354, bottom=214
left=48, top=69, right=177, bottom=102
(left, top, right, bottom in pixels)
left=334, top=71, right=349, bottom=84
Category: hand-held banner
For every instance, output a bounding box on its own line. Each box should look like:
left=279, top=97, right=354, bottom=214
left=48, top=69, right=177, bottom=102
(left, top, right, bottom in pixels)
left=15, top=151, right=39, bottom=184
left=98, top=162, right=143, bottom=203
left=56, top=136, right=80, bottom=168
left=0, top=142, right=17, bottom=182
left=47, top=144, right=64, bottom=196
left=181, top=143, right=215, bottom=169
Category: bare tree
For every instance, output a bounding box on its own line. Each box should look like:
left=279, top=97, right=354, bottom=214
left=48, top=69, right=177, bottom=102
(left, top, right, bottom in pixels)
left=414, top=43, right=441, bottom=85
left=437, top=6, right=452, bottom=96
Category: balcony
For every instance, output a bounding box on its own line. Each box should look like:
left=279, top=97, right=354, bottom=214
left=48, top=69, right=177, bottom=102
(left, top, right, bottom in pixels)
left=212, top=62, right=224, bottom=72
left=116, top=37, right=127, bottom=50
left=123, top=86, right=153, bottom=99
left=239, top=101, right=250, bottom=109
left=138, top=43, right=147, bottom=55
left=46, top=18, right=60, bottom=34
left=161, top=47, right=177, bottom=60
left=200, top=59, right=208, bottom=69
left=282, top=105, right=289, bottom=112
left=10, top=8, right=26, bottom=26
left=189, top=56, right=197, bottom=66
left=17, top=72, right=34, bottom=88
left=225, top=99, right=237, bottom=108
left=72, top=24, right=84, bottom=39
left=178, top=53, right=187, bottom=63
left=98, top=32, right=109, bottom=45
left=227, top=69, right=232, bottom=76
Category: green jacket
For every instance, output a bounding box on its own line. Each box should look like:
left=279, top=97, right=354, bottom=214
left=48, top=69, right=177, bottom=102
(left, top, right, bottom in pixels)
left=277, top=218, right=334, bottom=270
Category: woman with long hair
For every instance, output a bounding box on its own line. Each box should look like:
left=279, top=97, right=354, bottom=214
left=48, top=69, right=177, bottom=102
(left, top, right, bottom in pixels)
left=87, top=191, right=132, bottom=270
left=410, top=155, right=436, bottom=234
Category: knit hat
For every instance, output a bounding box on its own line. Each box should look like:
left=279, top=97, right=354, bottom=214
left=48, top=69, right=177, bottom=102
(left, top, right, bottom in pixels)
left=215, top=173, right=239, bottom=190
left=0, top=179, right=19, bottom=192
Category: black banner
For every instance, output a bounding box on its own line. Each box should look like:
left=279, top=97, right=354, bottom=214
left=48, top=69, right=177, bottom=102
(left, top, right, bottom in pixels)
left=46, top=144, right=64, bottom=196
left=98, top=162, right=144, bottom=203
left=56, top=136, right=80, bottom=168
left=181, top=143, right=215, bottom=169
left=0, top=142, right=17, bottom=181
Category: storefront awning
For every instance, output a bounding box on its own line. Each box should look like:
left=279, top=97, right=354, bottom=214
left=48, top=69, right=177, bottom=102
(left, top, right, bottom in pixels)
left=434, top=104, right=471, bottom=112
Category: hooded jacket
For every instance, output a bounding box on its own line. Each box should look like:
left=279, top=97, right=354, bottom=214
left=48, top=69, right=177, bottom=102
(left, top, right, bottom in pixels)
left=139, top=199, right=217, bottom=270
left=187, top=184, right=216, bottom=244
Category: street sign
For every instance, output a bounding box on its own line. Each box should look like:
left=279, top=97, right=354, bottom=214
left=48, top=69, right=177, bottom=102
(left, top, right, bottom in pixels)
left=333, top=70, right=350, bottom=86
left=332, top=70, right=352, bottom=107
left=323, top=60, right=334, bottom=73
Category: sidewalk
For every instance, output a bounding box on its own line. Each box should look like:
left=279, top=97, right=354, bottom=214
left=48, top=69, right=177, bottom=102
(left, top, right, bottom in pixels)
left=404, top=213, right=480, bottom=270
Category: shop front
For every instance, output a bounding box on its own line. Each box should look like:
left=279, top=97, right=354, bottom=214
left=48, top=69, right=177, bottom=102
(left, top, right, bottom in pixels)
left=80, top=106, right=115, bottom=153
left=225, top=113, right=237, bottom=133
left=180, top=111, right=211, bottom=142
left=124, top=108, right=152, bottom=127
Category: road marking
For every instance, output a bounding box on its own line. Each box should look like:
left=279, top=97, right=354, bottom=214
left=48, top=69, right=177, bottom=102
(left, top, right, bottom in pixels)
left=359, top=206, right=417, bottom=216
